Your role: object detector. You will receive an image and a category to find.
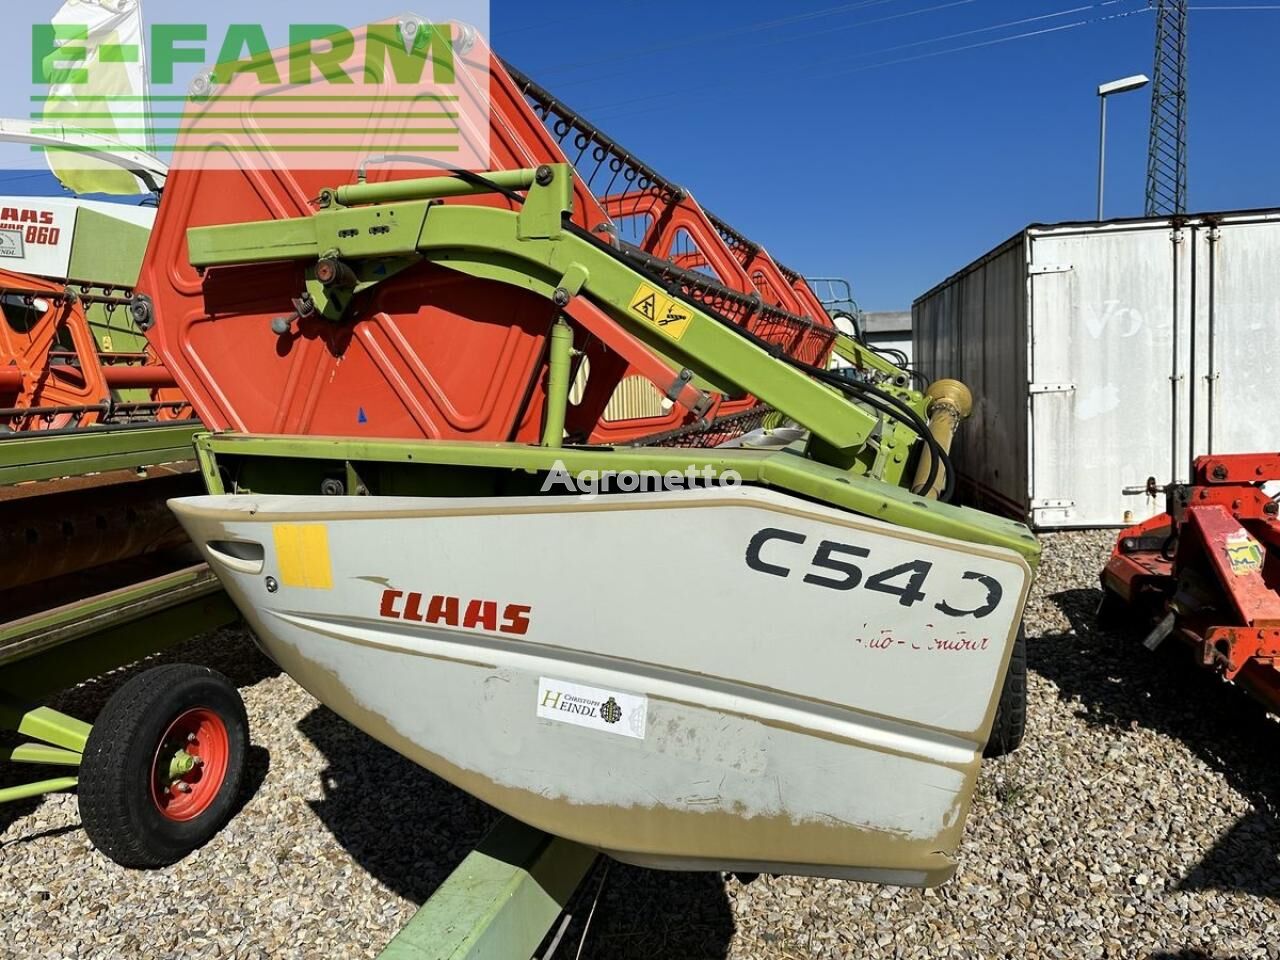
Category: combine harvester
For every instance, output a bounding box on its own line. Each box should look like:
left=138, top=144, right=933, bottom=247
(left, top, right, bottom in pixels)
left=0, top=137, right=186, bottom=432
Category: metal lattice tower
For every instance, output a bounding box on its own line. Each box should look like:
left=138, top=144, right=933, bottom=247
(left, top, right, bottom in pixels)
left=1145, top=0, right=1189, bottom=215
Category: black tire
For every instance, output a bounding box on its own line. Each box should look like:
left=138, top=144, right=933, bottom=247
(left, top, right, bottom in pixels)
left=983, top=626, right=1027, bottom=758
left=78, top=664, right=248, bottom=868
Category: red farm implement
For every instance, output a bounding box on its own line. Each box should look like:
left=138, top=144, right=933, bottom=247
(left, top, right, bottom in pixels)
left=1102, top=452, right=1280, bottom=709
left=0, top=268, right=189, bottom=432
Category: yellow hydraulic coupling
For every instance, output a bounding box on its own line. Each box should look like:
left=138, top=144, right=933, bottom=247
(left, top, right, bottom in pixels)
left=912, top=379, right=974, bottom=500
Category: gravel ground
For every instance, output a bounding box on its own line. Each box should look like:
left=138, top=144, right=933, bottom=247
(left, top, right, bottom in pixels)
left=3, top=530, right=1279, bottom=959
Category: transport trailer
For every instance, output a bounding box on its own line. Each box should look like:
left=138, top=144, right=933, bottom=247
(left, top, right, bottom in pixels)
left=1, top=162, right=235, bottom=866
left=0, top=423, right=243, bottom=867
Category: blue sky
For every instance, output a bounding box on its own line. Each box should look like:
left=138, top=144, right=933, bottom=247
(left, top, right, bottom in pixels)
left=3, top=1, right=1276, bottom=309
left=489, top=0, right=1277, bottom=308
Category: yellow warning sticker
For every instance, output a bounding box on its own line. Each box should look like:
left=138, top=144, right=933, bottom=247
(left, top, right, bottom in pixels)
left=629, top=283, right=693, bottom=342
left=273, top=524, right=334, bottom=590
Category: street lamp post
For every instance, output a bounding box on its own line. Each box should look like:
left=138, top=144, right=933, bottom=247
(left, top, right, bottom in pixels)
left=1096, top=74, right=1151, bottom=221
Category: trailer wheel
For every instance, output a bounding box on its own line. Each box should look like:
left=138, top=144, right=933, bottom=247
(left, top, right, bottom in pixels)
left=78, top=664, right=248, bottom=868
left=983, top=626, right=1027, bottom=758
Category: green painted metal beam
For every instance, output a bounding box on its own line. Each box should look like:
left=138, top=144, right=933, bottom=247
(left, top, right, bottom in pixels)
left=183, top=164, right=882, bottom=468
left=187, top=216, right=321, bottom=268
left=0, top=703, right=91, bottom=754
left=831, top=333, right=921, bottom=391
left=0, top=743, right=82, bottom=766
left=541, top=320, right=574, bottom=448
left=1, top=563, right=224, bottom=657
left=187, top=170, right=548, bottom=268
left=0, top=586, right=238, bottom=702
left=0, top=777, right=78, bottom=805
left=195, top=433, right=1041, bottom=563
left=377, top=817, right=596, bottom=960
left=413, top=204, right=876, bottom=465
left=333, top=168, right=540, bottom=207
left=0, top=423, right=203, bottom=487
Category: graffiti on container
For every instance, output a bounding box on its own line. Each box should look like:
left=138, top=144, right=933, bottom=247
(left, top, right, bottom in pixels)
left=1083, top=300, right=1145, bottom=340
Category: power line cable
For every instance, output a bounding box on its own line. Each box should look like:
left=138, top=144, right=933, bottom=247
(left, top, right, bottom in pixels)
left=752, top=0, right=1142, bottom=89
left=552, top=0, right=988, bottom=96
left=811, top=2, right=1151, bottom=80
left=492, top=0, right=656, bottom=38
left=531, top=0, right=917, bottom=79
left=547, top=0, right=983, bottom=94
left=821, top=0, right=1139, bottom=64
left=583, top=0, right=1147, bottom=120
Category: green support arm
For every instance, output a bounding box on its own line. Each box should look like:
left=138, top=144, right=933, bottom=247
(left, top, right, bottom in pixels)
left=832, top=334, right=923, bottom=400
left=187, top=165, right=916, bottom=472
left=377, top=817, right=596, bottom=960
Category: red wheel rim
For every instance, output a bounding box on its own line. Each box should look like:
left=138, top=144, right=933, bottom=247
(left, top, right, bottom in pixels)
left=150, top=707, right=231, bottom=822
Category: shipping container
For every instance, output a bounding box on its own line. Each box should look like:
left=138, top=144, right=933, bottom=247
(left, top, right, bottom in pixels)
left=913, top=208, right=1280, bottom=529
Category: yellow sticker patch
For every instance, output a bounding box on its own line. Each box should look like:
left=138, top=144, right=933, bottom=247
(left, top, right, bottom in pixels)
left=1226, top=533, right=1264, bottom=577
left=629, top=283, right=693, bottom=342
left=272, top=524, right=334, bottom=590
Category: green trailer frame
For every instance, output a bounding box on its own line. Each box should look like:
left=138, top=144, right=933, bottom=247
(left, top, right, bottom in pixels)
left=377, top=818, right=596, bottom=960
left=0, top=425, right=238, bottom=808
